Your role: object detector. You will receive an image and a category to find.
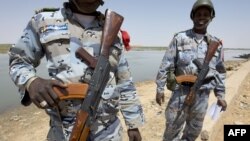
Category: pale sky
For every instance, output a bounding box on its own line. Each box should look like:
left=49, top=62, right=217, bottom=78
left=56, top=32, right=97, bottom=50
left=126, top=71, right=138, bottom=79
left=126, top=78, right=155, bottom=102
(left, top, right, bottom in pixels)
left=0, top=0, right=249, bottom=48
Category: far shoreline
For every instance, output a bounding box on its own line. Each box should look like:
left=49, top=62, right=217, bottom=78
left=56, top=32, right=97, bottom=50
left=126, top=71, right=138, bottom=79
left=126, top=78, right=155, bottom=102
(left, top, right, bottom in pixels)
left=1, top=44, right=250, bottom=54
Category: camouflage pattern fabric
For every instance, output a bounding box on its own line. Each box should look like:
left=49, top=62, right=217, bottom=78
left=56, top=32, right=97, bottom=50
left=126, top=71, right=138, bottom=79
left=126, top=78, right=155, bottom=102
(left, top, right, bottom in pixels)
left=9, top=5, right=144, bottom=141
left=155, top=29, right=226, bottom=141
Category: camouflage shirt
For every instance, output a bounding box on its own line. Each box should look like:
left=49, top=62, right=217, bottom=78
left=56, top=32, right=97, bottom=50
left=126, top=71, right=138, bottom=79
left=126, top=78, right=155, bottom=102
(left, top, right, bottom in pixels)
left=156, top=29, right=226, bottom=99
left=9, top=6, right=144, bottom=139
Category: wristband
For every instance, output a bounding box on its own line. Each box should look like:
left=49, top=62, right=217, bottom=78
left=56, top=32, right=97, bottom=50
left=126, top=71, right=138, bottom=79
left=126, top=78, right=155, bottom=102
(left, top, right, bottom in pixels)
left=25, top=76, right=38, bottom=91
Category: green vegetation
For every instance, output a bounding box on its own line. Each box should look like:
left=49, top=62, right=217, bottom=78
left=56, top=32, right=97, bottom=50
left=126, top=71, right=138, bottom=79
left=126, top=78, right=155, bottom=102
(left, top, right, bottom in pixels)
left=0, top=44, right=12, bottom=53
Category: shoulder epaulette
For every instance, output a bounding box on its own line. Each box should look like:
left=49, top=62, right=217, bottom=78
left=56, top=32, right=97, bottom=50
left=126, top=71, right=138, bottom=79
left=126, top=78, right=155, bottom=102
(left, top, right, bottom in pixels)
left=35, top=7, right=60, bottom=14
left=174, top=30, right=187, bottom=37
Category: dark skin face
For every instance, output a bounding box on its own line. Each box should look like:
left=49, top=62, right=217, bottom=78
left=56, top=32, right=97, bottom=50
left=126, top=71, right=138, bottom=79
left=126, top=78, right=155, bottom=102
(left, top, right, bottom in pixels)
left=72, top=0, right=101, bottom=13
left=192, top=7, right=212, bottom=34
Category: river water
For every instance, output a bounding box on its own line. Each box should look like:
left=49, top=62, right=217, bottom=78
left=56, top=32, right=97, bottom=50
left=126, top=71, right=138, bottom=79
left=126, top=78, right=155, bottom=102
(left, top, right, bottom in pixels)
left=1, top=49, right=250, bottom=113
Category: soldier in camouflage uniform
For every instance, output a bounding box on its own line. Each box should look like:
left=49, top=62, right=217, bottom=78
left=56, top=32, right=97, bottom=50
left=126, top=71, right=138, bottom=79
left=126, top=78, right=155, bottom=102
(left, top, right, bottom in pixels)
left=155, top=0, right=227, bottom=141
left=8, top=0, right=144, bottom=141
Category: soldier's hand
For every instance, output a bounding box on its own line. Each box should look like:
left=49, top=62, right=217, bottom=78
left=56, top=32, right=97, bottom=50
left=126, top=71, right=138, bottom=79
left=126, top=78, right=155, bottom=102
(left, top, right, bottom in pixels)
left=28, top=77, right=67, bottom=109
left=217, top=99, right=227, bottom=111
left=156, top=92, right=165, bottom=106
left=127, top=128, right=142, bottom=141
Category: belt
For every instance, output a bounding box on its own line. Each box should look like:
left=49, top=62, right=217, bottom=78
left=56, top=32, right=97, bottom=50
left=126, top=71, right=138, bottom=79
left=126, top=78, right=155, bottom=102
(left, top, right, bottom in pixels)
left=181, top=82, right=194, bottom=87
left=181, top=77, right=215, bottom=87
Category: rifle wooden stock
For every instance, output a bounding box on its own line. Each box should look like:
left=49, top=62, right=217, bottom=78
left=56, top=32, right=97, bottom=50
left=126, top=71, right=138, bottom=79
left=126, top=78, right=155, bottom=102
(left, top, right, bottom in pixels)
left=175, top=75, right=197, bottom=83
left=185, top=89, right=196, bottom=106
left=69, top=9, right=124, bottom=141
left=53, top=83, right=89, bottom=100
left=204, top=41, right=220, bottom=64
left=75, top=48, right=97, bottom=69
left=70, top=110, right=90, bottom=141
left=100, top=10, right=124, bottom=57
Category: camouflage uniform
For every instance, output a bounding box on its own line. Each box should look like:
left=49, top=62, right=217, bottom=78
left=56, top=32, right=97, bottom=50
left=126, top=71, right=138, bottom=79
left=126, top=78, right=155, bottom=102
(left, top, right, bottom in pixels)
left=155, top=29, right=226, bottom=141
left=9, top=5, right=144, bottom=141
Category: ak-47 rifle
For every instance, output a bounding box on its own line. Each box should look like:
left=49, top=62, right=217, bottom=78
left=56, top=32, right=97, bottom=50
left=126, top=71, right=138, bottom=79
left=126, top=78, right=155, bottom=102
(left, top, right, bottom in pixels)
left=174, top=40, right=220, bottom=123
left=69, top=9, right=124, bottom=141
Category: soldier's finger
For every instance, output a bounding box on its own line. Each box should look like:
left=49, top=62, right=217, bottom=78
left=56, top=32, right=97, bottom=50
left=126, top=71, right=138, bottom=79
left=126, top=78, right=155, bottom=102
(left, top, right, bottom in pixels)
left=51, top=80, right=67, bottom=88
left=156, top=99, right=161, bottom=106
left=135, top=134, right=142, bottom=141
left=222, top=106, right=227, bottom=111
left=217, top=100, right=222, bottom=106
left=32, top=99, right=42, bottom=108
left=137, top=137, right=142, bottom=141
left=33, top=94, right=44, bottom=108
left=41, top=91, right=55, bottom=107
left=128, top=136, right=134, bottom=141
left=48, top=88, right=60, bottom=103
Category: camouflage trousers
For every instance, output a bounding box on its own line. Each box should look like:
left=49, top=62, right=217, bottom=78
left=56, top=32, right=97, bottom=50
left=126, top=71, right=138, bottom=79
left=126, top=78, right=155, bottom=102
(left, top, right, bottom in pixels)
left=163, top=86, right=210, bottom=141
left=46, top=115, right=123, bottom=141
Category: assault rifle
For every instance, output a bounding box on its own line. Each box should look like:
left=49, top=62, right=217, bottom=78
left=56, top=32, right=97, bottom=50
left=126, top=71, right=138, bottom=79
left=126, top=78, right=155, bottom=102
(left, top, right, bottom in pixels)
left=69, top=9, right=124, bottom=141
left=174, top=40, right=220, bottom=123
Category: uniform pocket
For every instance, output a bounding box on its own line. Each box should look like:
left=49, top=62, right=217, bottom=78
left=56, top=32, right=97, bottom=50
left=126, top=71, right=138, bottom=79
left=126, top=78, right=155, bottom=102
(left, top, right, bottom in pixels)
left=197, top=45, right=207, bottom=59
left=40, top=30, right=70, bottom=69
left=177, top=46, right=193, bottom=65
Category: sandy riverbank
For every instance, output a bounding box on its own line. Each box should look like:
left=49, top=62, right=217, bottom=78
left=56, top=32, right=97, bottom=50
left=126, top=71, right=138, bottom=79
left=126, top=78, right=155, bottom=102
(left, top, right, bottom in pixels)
left=0, top=60, right=249, bottom=141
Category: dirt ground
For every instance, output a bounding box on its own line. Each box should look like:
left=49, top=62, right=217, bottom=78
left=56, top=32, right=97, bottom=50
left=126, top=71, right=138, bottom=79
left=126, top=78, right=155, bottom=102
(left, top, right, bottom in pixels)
left=0, top=60, right=249, bottom=141
left=213, top=63, right=250, bottom=141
